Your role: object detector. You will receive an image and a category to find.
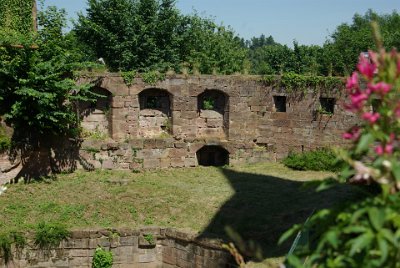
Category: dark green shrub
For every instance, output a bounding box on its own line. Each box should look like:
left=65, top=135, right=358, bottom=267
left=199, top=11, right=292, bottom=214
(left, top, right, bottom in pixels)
left=92, top=247, right=113, bottom=268
left=282, top=148, right=343, bottom=172
left=34, top=222, right=70, bottom=249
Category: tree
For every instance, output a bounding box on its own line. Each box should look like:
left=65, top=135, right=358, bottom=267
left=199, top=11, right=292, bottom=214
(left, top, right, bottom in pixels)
left=248, top=43, right=295, bottom=75
left=0, top=6, right=95, bottom=179
left=248, top=34, right=276, bottom=50
left=178, top=14, right=247, bottom=74
left=75, top=0, right=246, bottom=74
left=75, top=0, right=137, bottom=71
left=326, top=10, right=400, bottom=76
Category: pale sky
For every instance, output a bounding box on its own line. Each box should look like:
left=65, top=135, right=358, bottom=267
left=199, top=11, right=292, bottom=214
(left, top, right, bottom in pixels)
left=43, top=0, right=399, bottom=46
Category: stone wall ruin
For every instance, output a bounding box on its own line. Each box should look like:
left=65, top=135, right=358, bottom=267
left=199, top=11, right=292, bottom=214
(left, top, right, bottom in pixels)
left=76, top=74, right=357, bottom=171
left=0, top=227, right=231, bottom=268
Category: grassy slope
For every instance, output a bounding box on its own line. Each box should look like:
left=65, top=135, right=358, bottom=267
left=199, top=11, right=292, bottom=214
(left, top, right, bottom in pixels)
left=0, top=162, right=363, bottom=262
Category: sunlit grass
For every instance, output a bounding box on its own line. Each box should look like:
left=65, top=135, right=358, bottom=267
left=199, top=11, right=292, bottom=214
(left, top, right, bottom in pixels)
left=0, top=162, right=360, bottom=265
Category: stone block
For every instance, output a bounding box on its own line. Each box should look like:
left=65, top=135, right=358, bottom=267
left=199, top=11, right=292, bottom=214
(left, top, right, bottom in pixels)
left=164, top=139, right=175, bottom=148
left=68, top=249, right=89, bottom=258
left=162, top=247, right=177, bottom=265
left=111, top=101, right=125, bottom=108
left=176, top=257, right=192, bottom=268
left=170, top=158, right=185, bottom=168
left=139, top=249, right=157, bottom=263
left=129, top=161, right=143, bottom=170
left=119, top=236, right=138, bottom=246
left=160, top=158, right=171, bottom=169
left=144, top=139, right=158, bottom=149
left=169, top=149, right=187, bottom=158
left=68, top=256, right=90, bottom=266
left=129, top=139, right=144, bottom=150
left=102, top=159, right=114, bottom=170
left=155, top=139, right=167, bottom=149
left=73, top=238, right=89, bottom=248
left=181, top=111, right=197, bottom=119
left=206, top=119, right=223, bottom=128
left=174, top=142, right=186, bottom=149
left=111, top=246, right=135, bottom=264
left=143, top=158, right=161, bottom=169
left=184, top=158, right=197, bottom=167
left=199, top=110, right=223, bottom=119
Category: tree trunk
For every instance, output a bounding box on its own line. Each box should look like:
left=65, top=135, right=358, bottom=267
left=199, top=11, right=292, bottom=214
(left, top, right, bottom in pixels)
left=32, top=0, right=37, bottom=32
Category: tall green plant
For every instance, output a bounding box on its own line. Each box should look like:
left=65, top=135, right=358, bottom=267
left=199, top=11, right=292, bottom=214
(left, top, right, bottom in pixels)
left=281, top=26, right=400, bottom=268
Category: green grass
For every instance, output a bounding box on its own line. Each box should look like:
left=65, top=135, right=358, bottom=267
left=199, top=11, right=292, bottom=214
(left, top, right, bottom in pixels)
left=0, top=162, right=364, bottom=264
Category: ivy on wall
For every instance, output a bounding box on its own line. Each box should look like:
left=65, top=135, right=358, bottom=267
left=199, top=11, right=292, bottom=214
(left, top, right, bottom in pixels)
left=261, top=73, right=344, bottom=93
left=0, top=0, right=34, bottom=34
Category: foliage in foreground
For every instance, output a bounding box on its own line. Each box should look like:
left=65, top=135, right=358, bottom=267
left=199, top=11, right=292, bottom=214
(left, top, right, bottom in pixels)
left=0, top=6, right=96, bottom=147
left=282, top=149, right=343, bottom=172
left=281, top=192, right=400, bottom=268
left=92, top=247, right=113, bottom=268
left=282, top=26, right=400, bottom=267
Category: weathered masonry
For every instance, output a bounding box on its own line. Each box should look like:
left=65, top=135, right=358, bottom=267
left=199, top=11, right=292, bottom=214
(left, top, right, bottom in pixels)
left=0, top=227, right=231, bottom=268
left=78, top=74, right=357, bottom=170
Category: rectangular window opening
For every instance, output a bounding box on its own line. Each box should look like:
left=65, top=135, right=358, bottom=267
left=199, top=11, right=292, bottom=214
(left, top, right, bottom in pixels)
left=274, top=96, right=286, bottom=112
left=319, top=97, right=335, bottom=114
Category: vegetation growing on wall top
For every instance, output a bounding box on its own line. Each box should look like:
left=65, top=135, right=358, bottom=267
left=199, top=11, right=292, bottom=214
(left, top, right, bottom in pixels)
left=261, top=73, right=344, bottom=93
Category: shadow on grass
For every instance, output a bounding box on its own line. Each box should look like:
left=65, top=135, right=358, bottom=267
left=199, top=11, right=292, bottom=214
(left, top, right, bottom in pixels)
left=198, top=168, right=366, bottom=260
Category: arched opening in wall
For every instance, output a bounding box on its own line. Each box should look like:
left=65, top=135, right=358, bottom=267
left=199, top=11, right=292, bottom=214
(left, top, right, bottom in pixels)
left=139, top=88, right=172, bottom=138
left=80, top=87, right=112, bottom=138
left=197, top=90, right=229, bottom=139
left=196, top=146, right=229, bottom=167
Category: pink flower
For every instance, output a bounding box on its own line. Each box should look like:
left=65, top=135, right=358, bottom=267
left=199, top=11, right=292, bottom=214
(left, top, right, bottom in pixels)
left=375, top=135, right=395, bottom=155
left=357, top=54, right=376, bottom=80
left=368, top=82, right=392, bottom=95
left=375, top=145, right=384, bottom=155
left=342, top=132, right=353, bottom=139
left=346, top=72, right=359, bottom=90
left=385, top=144, right=394, bottom=154
left=362, top=112, right=380, bottom=124
left=346, top=93, right=368, bottom=111
left=342, top=127, right=361, bottom=140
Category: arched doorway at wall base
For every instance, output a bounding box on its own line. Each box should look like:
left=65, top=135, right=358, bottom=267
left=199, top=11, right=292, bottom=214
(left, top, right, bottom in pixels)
left=196, top=145, right=229, bottom=167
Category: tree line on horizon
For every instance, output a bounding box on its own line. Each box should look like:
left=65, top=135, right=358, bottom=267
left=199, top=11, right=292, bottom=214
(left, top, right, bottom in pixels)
left=71, top=0, right=400, bottom=77
left=1, top=0, right=399, bottom=77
